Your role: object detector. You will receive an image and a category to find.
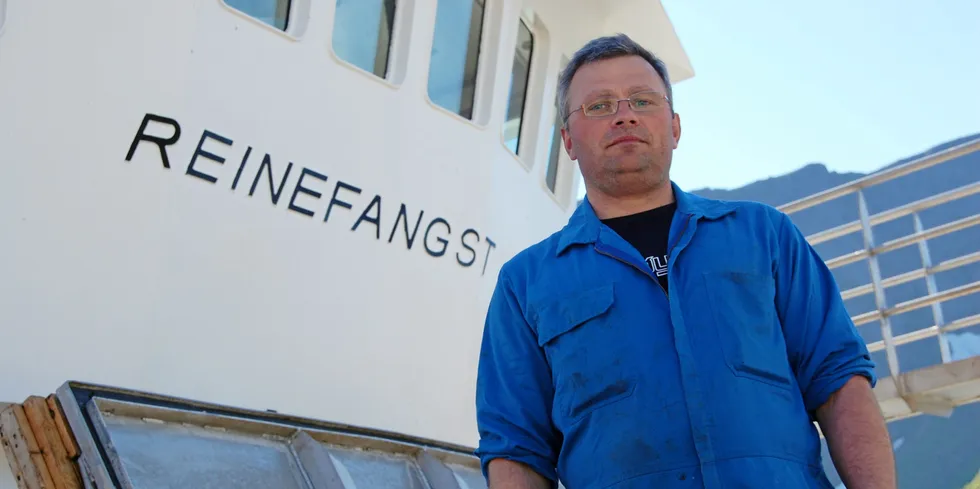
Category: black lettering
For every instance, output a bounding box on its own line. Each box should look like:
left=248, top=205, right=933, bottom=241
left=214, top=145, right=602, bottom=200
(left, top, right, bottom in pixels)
left=231, top=146, right=252, bottom=191
left=324, top=181, right=361, bottom=223
left=352, top=195, right=382, bottom=239
left=424, top=218, right=451, bottom=257
left=125, top=113, right=181, bottom=168
left=456, top=228, right=480, bottom=267
left=248, top=153, right=294, bottom=205
left=388, top=204, right=425, bottom=250
left=288, top=168, right=328, bottom=218
left=482, top=237, right=497, bottom=276
left=186, top=130, right=232, bottom=184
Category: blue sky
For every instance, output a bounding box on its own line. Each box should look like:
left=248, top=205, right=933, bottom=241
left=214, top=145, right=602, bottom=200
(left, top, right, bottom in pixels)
left=582, top=0, right=979, bottom=194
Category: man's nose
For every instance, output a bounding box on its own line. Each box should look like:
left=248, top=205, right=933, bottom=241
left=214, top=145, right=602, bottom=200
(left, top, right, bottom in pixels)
left=613, top=100, right=638, bottom=126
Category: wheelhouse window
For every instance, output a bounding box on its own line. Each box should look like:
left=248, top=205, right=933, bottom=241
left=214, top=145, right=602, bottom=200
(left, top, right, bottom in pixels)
left=503, top=20, right=534, bottom=154
left=427, top=0, right=486, bottom=119
left=224, top=0, right=291, bottom=30
left=333, top=0, right=397, bottom=78
left=546, top=57, right=569, bottom=195
left=545, top=100, right=562, bottom=193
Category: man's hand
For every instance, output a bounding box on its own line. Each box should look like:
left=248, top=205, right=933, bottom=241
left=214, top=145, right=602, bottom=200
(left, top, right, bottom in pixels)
left=816, top=375, right=897, bottom=489
left=488, top=459, right=552, bottom=489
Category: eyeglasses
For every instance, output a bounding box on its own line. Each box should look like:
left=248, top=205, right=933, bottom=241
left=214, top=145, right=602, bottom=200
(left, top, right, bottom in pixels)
left=567, top=90, right=670, bottom=121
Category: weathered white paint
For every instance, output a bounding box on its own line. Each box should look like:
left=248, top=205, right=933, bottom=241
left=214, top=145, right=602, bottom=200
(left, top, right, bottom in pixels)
left=0, top=448, right=15, bottom=489
left=0, top=0, right=692, bottom=450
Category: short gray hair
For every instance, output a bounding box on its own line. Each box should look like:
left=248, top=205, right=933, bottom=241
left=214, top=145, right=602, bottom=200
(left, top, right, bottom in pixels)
left=557, top=33, right=673, bottom=125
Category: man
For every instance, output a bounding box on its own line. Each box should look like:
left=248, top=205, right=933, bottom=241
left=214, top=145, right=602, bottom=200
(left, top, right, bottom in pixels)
left=474, top=34, right=896, bottom=489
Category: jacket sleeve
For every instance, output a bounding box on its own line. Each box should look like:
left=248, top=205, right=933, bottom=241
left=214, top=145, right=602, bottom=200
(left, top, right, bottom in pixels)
left=474, top=270, right=561, bottom=486
left=770, top=208, right=877, bottom=417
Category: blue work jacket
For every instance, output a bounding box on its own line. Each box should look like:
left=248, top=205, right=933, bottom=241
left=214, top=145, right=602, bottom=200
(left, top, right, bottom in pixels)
left=475, top=182, right=876, bottom=489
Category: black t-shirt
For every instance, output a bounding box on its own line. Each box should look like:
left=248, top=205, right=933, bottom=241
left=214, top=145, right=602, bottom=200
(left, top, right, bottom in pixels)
left=601, top=202, right=676, bottom=293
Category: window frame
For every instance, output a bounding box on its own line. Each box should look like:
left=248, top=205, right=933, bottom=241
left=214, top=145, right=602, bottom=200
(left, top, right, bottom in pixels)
left=51, top=382, right=488, bottom=489
left=218, top=0, right=310, bottom=40
left=423, top=0, right=495, bottom=127
left=500, top=17, right=535, bottom=158
left=328, top=0, right=407, bottom=85
left=541, top=55, right=573, bottom=209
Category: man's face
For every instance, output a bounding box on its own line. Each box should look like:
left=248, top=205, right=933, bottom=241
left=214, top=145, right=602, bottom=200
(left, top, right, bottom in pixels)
left=561, top=55, right=681, bottom=199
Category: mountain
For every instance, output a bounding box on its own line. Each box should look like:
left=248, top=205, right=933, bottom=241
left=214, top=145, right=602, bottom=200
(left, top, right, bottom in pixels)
left=691, top=133, right=980, bottom=489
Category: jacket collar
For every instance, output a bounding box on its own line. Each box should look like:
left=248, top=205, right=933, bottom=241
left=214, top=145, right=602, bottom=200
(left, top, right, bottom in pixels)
left=556, top=180, right=736, bottom=256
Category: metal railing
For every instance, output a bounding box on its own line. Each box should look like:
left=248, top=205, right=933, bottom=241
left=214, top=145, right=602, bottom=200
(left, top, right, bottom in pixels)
left=777, top=137, right=980, bottom=380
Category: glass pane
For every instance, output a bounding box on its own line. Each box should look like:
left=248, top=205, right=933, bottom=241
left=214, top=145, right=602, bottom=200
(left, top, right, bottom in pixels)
left=503, top=20, right=534, bottom=154
left=325, top=445, right=427, bottom=489
left=224, top=0, right=291, bottom=30
left=428, top=0, right=486, bottom=119
left=546, top=106, right=562, bottom=192
left=97, top=410, right=309, bottom=489
left=449, top=463, right=488, bottom=489
left=333, top=0, right=396, bottom=78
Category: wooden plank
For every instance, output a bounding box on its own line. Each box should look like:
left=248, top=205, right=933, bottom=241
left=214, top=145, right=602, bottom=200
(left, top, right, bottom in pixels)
left=7, top=407, right=38, bottom=455
left=22, top=397, right=82, bottom=489
left=28, top=454, right=53, bottom=489
left=44, top=397, right=79, bottom=460
left=0, top=405, right=55, bottom=489
left=1, top=411, right=31, bottom=489
left=14, top=404, right=57, bottom=489
left=874, top=356, right=980, bottom=422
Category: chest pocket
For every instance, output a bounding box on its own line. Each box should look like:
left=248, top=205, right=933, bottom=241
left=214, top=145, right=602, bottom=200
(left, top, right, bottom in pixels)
left=532, top=283, right=637, bottom=423
left=702, top=270, right=795, bottom=390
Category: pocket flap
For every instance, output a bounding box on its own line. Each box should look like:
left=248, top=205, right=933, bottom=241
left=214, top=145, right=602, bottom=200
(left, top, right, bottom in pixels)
left=534, top=284, right=615, bottom=347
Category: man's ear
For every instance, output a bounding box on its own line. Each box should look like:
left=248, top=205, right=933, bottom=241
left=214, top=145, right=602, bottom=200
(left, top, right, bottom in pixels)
left=672, top=112, right=682, bottom=149
left=561, top=126, right=577, bottom=161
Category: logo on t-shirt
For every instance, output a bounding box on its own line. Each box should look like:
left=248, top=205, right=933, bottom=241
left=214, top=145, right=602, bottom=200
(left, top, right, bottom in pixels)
left=645, top=255, right=668, bottom=277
